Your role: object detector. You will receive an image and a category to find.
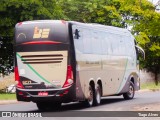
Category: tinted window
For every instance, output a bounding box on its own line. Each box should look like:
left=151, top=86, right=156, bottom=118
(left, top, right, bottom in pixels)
left=125, top=36, right=134, bottom=56
left=119, top=37, right=126, bottom=56
left=15, top=21, right=69, bottom=44
left=83, top=29, right=92, bottom=54
left=92, top=31, right=102, bottom=54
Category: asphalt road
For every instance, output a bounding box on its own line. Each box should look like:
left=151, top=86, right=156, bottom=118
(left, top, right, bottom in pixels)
left=0, top=91, right=160, bottom=119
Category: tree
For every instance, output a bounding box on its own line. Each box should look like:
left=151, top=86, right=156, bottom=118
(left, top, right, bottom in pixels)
left=60, top=0, right=123, bottom=27
left=134, top=11, right=160, bottom=85
left=0, top=0, right=66, bottom=76
left=61, top=0, right=160, bottom=84
left=0, top=0, right=160, bottom=84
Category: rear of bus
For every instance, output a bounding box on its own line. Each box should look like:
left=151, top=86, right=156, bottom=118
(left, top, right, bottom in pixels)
left=14, top=20, right=75, bottom=104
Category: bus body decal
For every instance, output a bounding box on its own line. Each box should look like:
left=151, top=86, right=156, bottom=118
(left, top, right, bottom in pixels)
left=16, top=53, right=53, bottom=85
left=16, top=51, right=68, bottom=88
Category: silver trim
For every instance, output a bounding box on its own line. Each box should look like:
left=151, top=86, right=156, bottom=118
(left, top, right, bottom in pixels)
left=23, top=83, right=40, bottom=85
left=26, top=93, right=56, bottom=97
left=17, top=85, right=71, bottom=92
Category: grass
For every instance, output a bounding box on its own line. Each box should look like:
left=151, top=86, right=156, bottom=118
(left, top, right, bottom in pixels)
left=0, top=93, right=16, bottom=100
left=0, top=74, right=17, bottom=100
left=141, top=82, right=160, bottom=90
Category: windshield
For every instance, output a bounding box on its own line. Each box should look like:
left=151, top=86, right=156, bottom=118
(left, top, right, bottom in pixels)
left=15, top=21, right=69, bottom=45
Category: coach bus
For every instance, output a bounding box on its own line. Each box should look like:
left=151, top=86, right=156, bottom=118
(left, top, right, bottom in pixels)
left=14, top=20, right=143, bottom=110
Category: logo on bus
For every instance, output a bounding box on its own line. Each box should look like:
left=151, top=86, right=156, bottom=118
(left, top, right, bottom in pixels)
left=22, top=80, right=32, bottom=85
left=33, top=27, right=50, bottom=39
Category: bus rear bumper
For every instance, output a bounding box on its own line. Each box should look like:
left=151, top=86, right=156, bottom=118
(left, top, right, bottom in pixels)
left=16, top=86, right=74, bottom=103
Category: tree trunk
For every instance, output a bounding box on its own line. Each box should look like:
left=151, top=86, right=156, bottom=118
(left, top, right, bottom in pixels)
left=155, top=72, right=158, bottom=85
left=154, top=66, right=159, bottom=85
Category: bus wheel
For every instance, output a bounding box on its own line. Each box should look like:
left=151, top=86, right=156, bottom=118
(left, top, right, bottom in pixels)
left=36, top=102, right=49, bottom=111
left=94, top=84, right=101, bottom=105
left=123, top=81, right=135, bottom=100
left=36, top=102, right=61, bottom=111
left=85, top=84, right=94, bottom=107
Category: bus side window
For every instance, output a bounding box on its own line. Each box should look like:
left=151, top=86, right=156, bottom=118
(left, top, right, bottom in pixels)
left=129, top=36, right=136, bottom=57
left=92, top=31, right=102, bottom=54
left=119, top=37, right=126, bottom=56
left=125, top=36, right=132, bottom=56
left=101, top=32, right=108, bottom=55
left=83, top=29, right=92, bottom=54
left=110, top=34, right=120, bottom=55
left=102, top=32, right=113, bottom=55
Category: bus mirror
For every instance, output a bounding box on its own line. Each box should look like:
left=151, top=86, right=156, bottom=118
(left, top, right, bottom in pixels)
left=135, top=45, right=145, bottom=60
left=74, top=29, right=80, bottom=39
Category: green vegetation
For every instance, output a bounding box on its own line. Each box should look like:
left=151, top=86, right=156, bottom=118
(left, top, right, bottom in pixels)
left=0, top=93, right=16, bottom=100
left=0, top=0, right=160, bottom=84
left=141, top=82, right=160, bottom=90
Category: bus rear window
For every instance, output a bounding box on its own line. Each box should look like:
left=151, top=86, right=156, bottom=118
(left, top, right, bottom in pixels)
left=15, top=22, right=68, bottom=44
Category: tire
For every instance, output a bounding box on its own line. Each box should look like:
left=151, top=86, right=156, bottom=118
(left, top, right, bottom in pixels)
left=94, top=84, right=101, bottom=105
left=85, top=84, right=94, bottom=107
left=36, top=102, right=48, bottom=111
left=36, top=102, right=61, bottom=111
left=123, top=81, right=135, bottom=100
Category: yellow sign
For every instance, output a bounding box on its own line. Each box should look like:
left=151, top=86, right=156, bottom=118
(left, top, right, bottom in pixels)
left=33, top=27, right=50, bottom=39
left=23, top=80, right=32, bottom=85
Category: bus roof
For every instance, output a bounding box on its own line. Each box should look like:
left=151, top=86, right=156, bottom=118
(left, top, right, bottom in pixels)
left=16, top=20, right=133, bottom=37
left=69, top=21, right=132, bottom=36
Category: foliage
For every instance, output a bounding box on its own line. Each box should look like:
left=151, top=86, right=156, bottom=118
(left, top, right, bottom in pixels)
left=0, top=0, right=66, bottom=75
left=141, top=82, right=160, bottom=90
left=0, top=0, right=160, bottom=85
left=60, top=0, right=123, bottom=27
left=133, top=5, right=160, bottom=84
left=61, top=0, right=160, bottom=84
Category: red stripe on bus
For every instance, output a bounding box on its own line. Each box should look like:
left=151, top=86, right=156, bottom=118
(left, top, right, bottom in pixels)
left=22, top=41, right=61, bottom=45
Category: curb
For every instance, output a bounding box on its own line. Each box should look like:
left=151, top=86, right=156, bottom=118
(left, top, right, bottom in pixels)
left=0, top=100, right=18, bottom=105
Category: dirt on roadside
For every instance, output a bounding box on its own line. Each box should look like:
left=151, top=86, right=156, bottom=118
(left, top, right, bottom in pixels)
left=0, top=73, right=15, bottom=92
left=0, top=100, right=18, bottom=105
left=133, top=103, right=160, bottom=111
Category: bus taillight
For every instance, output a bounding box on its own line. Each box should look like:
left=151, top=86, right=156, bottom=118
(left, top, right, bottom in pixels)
left=63, top=65, right=73, bottom=88
left=14, top=67, right=24, bottom=89
left=15, top=67, right=19, bottom=81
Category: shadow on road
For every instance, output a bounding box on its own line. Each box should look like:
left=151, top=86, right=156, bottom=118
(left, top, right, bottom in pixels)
left=29, top=97, right=125, bottom=113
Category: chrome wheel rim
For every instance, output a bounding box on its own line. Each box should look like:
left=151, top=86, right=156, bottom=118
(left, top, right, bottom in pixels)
left=88, top=86, right=93, bottom=105
left=96, top=87, right=101, bottom=104
left=128, top=85, right=134, bottom=98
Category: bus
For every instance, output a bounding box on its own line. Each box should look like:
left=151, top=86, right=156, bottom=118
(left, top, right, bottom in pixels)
left=14, top=20, right=143, bottom=110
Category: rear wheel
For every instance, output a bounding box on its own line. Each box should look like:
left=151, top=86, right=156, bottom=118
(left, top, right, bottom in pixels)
left=36, top=102, right=48, bottom=111
left=36, top=102, right=61, bottom=111
left=94, top=84, right=101, bottom=105
left=123, top=82, right=135, bottom=100
left=85, top=84, right=94, bottom=107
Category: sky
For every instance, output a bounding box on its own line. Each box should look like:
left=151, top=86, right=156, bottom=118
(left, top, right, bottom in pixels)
left=149, top=0, right=159, bottom=5
left=149, top=0, right=160, bottom=12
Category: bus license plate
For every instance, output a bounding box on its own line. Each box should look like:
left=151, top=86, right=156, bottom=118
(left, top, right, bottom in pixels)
left=38, top=92, right=48, bottom=96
